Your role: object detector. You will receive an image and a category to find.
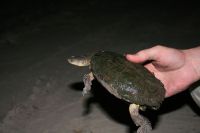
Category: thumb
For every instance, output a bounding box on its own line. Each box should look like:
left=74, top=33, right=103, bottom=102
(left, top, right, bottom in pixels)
left=126, top=46, right=159, bottom=63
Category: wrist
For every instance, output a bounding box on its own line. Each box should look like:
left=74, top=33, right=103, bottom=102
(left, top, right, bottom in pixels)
left=183, top=46, right=200, bottom=81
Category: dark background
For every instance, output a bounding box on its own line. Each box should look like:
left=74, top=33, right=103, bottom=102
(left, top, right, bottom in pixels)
left=1, top=1, right=200, bottom=46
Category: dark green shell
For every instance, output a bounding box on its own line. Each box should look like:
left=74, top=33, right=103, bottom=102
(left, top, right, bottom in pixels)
left=90, top=51, right=165, bottom=108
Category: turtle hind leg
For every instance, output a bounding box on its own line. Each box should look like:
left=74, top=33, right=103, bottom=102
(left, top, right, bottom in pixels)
left=129, top=104, right=152, bottom=133
left=82, top=72, right=94, bottom=96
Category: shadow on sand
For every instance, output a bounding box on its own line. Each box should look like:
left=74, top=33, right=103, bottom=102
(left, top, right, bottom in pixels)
left=70, top=80, right=200, bottom=133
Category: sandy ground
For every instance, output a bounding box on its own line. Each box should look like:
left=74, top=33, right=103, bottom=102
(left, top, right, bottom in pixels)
left=0, top=7, right=200, bottom=133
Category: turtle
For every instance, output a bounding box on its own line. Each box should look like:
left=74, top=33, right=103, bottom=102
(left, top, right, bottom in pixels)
left=68, top=51, right=165, bottom=133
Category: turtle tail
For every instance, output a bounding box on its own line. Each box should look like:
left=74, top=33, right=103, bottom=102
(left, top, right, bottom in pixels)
left=67, top=55, right=91, bottom=67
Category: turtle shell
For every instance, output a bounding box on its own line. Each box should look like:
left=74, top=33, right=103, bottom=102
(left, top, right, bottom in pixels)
left=90, top=51, right=165, bottom=108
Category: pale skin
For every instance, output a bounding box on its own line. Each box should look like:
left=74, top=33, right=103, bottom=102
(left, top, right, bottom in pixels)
left=126, top=45, right=200, bottom=98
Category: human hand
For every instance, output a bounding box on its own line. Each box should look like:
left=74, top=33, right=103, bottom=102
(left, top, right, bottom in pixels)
left=126, top=45, right=200, bottom=98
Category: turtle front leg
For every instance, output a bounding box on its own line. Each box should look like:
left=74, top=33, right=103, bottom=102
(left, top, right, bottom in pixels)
left=129, top=104, right=152, bottom=133
left=82, top=72, right=94, bottom=96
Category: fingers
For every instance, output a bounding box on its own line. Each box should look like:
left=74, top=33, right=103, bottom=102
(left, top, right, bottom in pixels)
left=126, top=45, right=161, bottom=63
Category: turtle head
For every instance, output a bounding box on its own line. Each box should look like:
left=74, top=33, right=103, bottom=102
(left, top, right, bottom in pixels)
left=67, top=55, right=90, bottom=66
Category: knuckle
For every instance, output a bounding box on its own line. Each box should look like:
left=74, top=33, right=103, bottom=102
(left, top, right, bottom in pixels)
left=154, top=45, right=163, bottom=49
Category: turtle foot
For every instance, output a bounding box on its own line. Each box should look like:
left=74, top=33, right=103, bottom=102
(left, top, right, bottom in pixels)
left=137, top=122, right=152, bottom=133
left=129, top=104, right=152, bottom=133
left=82, top=72, right=94, bottom=96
